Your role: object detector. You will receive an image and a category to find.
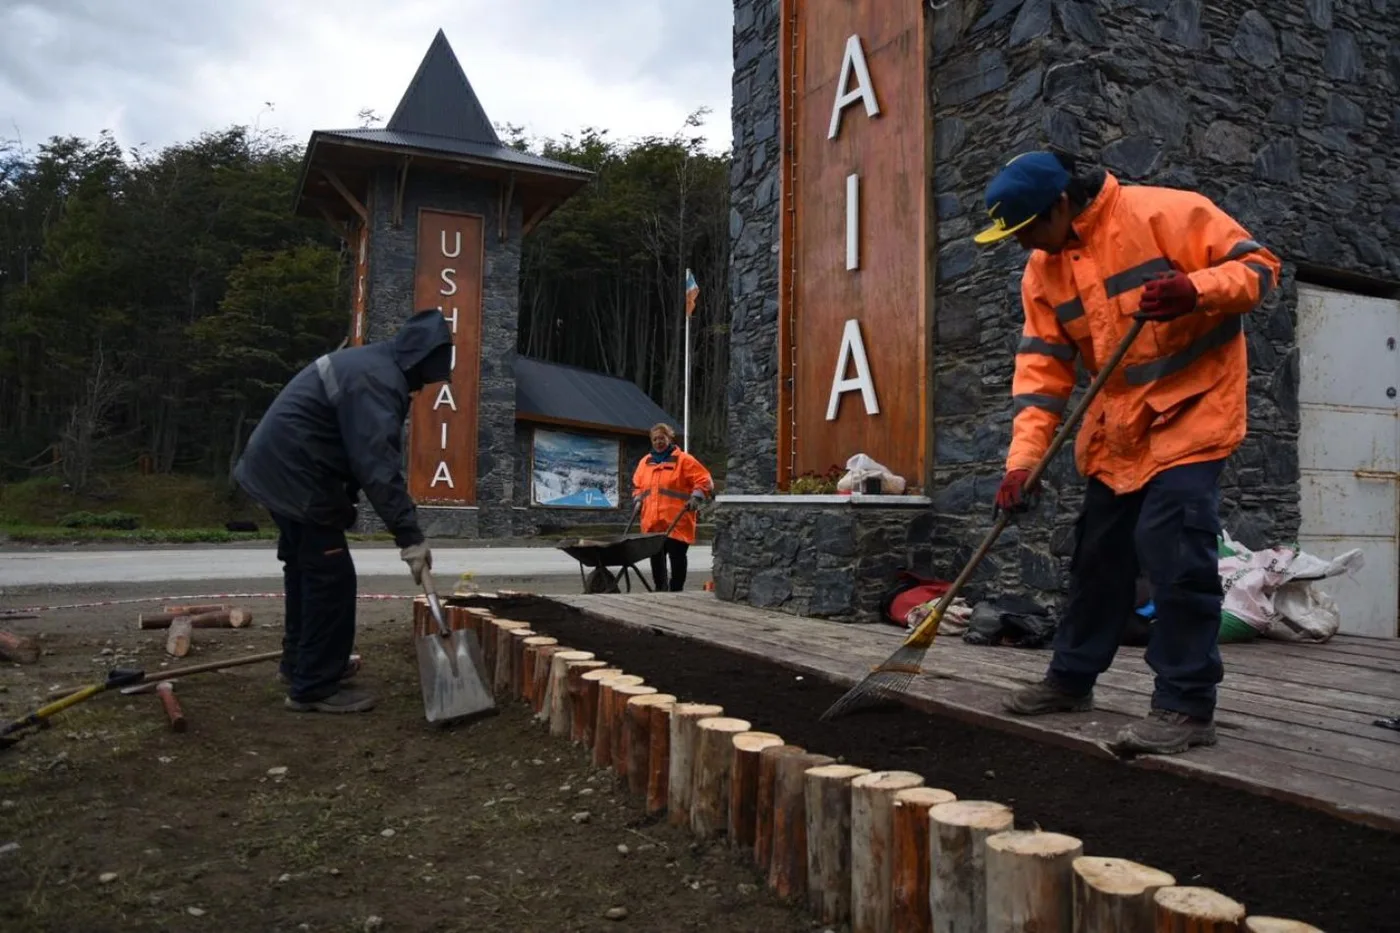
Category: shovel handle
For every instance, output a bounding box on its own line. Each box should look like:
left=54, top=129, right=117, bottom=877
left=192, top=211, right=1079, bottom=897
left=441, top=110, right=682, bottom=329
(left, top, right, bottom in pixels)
left=905, top=317, right=1147, bottom=645
left=419, top=566, right=450, bottom=636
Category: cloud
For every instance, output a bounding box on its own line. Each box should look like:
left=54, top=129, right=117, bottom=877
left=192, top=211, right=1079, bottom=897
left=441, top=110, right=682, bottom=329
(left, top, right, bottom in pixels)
left=0, top=0, right=734, bottom=156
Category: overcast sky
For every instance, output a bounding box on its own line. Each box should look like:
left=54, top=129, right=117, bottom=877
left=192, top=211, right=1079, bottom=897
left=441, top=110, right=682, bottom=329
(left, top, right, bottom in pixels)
left=0, top=0, right=735, bottom=157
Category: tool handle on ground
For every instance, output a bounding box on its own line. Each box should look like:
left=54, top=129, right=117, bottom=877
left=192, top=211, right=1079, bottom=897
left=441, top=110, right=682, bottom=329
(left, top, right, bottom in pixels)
left=906, top=318, right=1146, bottom=645
left=420, top=566, right=450, bottom=637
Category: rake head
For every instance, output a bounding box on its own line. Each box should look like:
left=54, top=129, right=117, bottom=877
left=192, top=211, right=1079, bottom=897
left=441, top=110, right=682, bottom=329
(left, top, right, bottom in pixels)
left=819, top=643, right=927, bottom=721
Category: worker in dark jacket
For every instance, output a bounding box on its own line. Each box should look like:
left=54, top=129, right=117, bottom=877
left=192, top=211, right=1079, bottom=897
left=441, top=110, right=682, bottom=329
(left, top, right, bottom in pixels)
left=235, top=309, right=452, bottom=713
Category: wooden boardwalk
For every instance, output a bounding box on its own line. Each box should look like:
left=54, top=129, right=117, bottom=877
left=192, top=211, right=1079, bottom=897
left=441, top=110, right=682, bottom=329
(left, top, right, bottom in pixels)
left=545, top=591, right=1400, bottom=833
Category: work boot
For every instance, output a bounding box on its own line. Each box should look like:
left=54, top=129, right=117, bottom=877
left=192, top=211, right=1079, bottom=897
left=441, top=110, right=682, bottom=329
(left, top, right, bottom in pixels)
left=278, top=656, right=361, bottom=687
left=1001, top=679, right=1094, bottom=716
left=284, top=686, right=376, bottom=714
left=1111, top=708, right=1216, bottom=755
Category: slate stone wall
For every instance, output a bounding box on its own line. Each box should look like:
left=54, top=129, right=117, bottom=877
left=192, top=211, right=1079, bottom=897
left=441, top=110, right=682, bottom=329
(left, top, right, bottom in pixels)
left=509, top=424, right=650, bottom=535
left=360, top=167, right=521, bottom=538
left=713, top=500, right=938, bottom=623
left=726, top=0, right=782, bottom=494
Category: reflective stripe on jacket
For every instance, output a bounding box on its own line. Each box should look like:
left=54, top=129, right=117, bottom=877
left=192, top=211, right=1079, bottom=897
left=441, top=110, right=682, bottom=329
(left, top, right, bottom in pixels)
left=1008, top=172, right=1282, bottom=494
left=632, top=448, right=714, bottom=545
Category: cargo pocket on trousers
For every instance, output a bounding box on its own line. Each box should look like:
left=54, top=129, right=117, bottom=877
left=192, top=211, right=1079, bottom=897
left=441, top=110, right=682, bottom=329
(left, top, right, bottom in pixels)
left=1175, top=500, right=1222, bottom=596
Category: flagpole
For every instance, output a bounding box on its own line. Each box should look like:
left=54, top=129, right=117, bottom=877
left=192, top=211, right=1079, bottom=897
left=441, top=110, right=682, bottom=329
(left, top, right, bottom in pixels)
left=683, top=312, right=691, bottom=451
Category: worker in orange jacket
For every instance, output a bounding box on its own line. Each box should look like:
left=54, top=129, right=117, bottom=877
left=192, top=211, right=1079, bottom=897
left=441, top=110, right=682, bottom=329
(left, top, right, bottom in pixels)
left=632, top=423, right=714, bottom=591
left=973, top=150, right=1281, bottom=755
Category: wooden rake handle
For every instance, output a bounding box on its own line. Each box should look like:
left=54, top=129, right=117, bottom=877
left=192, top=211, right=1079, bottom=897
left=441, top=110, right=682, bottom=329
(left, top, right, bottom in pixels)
left=905, top=317, right=1147, bottom=646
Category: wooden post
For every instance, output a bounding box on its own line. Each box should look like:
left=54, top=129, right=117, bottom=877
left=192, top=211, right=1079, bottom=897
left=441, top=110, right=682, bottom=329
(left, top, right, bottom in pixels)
left=491, top=620, right=530, bottom=696
left=625, top=694, right=676, bottom=796
left=577, top=667, right=623, bottom=746
left=531, top=644, right=566, bottom=715
left=157, top=603, right=228, bottom=617
left=611, top=683, right=657, bottom=780
left=892, top=786, right=957, bottom=933
left=688, top=717, right=753, bottom=839
left=0, top=629, right=39, bottom=664
left=984, top=830, right=1083, bottom=933
left=755, top=744, right=805, bottom=873
left=594, top=675, right=644, bottom=769
left=546, top=650, right=595, bottom=736
left=565, top=662, right=612, bottom=745
left=727, top=731, right=784, bottom=849
left=138, top=608, right=251, bottom=630
left=509, top=627, right=536, bottom=699
left=850, top=771, right=925, bottom=933
left=520, top=636, right=557, bottom=705
left=155, top=682, right=186, bottom=732
left=1072, top=857, right=1175, bottom=933
left=1243, top=920, right=1323, bottom=933
left=1153, top=888, right=1246, bottom=932
left=667, top=702, right=724, bottom=826
left=804, top=763, right=871, bottom=926
left=929, top=799, right=1015, bottom=933
left=165, top=617, right=193, bottom=658
left=646, top=700, right=675, bottom=816
left=768, top=750, right=834, bottom=900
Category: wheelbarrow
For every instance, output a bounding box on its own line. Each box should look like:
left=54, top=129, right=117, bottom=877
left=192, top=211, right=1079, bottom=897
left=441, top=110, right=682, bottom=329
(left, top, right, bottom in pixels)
left=556, top=505, right=688, bottom=594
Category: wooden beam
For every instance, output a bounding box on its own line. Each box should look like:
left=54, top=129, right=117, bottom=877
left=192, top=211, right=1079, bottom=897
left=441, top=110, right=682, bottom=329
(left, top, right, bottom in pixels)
left=321, top=169, right=368, bottom=223
left=499, top=173, right=517, bottom=241
left=313, top=202, right=351, bottom=242
left=521, top=200, right=554, bottom=237
left=393, top=157, right=412, bottom=227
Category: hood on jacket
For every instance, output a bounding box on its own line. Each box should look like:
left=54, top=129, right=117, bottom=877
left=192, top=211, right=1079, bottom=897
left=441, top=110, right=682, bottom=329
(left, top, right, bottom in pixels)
left=393, top=309, right=454, bottom=390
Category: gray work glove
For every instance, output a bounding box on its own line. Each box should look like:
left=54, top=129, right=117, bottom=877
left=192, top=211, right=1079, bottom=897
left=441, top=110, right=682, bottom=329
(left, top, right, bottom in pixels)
left=400, top=542, right=432, bottom=585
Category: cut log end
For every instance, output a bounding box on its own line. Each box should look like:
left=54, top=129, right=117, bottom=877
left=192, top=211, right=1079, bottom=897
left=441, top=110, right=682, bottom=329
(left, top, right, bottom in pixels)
left=165, top=617, right=193, bottom=658
left=0, top=629, right=40, bottom=664
left=852, top=769, right=925, bottom=793
left=155, top=681, right=186, bottom=732
left=806, top=763, right=870, bottom=782
left=1155, top=887, right=1247, bottom=925
left=1243, top=919, right=1324, bottom=933
left=732, top=731, right=783, bottom=753
left=893, top=786, right=956, bottom=809
left=930, top=799, right=1015, bottom=829
left=987, top=829, right=1084, bottom=858
left=1073, top=856, right=1176, bottom=897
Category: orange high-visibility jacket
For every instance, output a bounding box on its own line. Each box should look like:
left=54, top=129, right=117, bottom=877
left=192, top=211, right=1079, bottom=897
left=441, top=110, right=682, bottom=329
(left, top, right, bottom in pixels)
left=1008, top=172, right=1282, bottom=495
left=632, top=448, right=714, bottom=545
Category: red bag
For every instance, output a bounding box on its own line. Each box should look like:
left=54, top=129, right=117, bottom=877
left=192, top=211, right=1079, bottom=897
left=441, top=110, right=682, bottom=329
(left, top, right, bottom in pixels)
left=881, top=571, right=951, bottom=628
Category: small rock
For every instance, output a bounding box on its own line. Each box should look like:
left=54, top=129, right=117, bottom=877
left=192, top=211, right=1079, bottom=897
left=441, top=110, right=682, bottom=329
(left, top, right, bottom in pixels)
left=99, top=872, right=119, bottom=884
left=364, top=917, right=384, bottom=932
left=277, top=873, right=292, bottom=884
left=578, top=788, right=594, bottom=797
left=329, top=868, right=341, bottom=877
left=559, top=785, right=572, bottom=793
left=1, top=800, right=14, bottom=810
left=530, top=759, right=544, bottom=765
left=605, top=906, right=629, bottom=921
left=0, top=842, right=17, bottom=858
left=267, top=766, right=288, bottom=777
left=187, top=907, right=206, bottom=917
left=380, top=829, right=396, bottom=838
left=100, top=647, right=114, bottom=656
left=466, top=875, right=482, bottom=882
left=985, top=770, right=996, bottom=779
left=737, top=883, right=758, bottom=895
left=571, top=811, right=591, bottom=824
left=503, top=782, right=516, bottom=791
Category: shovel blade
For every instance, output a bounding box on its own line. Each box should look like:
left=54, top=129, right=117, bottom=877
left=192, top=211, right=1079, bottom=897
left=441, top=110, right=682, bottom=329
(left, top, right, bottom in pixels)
left=415, top=630, right=495, bottom=724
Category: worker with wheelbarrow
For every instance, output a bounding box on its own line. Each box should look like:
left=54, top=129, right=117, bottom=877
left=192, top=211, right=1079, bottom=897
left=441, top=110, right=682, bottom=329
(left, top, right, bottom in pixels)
left=631, top=423, right=713, bottom=591
left=974, top=150, right=1281, bottom=755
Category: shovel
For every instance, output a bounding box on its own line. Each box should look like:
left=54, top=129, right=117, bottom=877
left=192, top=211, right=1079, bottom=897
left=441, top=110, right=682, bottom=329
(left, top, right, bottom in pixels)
left=415, top=566, right=495, bottom=724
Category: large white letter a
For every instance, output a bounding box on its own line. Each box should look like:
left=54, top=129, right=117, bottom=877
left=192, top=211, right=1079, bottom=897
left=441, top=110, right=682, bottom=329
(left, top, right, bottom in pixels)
left=828, top=34, right=880, bottom=140
left=826, top=319, right=880, bottom=420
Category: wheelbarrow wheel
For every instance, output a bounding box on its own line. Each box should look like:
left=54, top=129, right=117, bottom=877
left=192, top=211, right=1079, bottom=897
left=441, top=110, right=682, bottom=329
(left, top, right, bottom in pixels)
left=584, top=567, right=621, bottom=594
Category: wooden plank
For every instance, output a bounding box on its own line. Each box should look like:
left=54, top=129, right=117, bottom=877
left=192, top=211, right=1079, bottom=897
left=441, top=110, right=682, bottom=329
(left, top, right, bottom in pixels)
left=542, top=594, right=1400, bottom=833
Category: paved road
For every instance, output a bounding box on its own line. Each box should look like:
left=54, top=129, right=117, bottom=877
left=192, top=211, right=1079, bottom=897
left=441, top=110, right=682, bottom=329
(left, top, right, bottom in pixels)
left=0, top=545, right=714, bottom=586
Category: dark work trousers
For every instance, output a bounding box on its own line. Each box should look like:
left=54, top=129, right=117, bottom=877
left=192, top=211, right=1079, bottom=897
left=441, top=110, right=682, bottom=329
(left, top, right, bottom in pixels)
left=1046, top=459, right=1226, bottom=720
left=272, top=513, right=358, bottom=703
left=650, top=537, right=690, bottom=592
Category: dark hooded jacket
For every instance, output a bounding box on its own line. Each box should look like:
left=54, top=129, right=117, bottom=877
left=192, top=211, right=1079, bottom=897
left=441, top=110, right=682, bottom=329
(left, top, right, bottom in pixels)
left=234, top=309, right=454, bottom=548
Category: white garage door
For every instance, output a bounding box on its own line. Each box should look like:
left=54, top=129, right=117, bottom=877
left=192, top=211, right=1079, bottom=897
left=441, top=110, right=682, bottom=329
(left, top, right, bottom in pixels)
left=1296, top=283, right=1400, bottom=638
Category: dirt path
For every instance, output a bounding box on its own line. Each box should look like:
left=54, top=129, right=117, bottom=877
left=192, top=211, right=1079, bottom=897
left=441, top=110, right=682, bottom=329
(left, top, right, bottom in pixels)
left=0, top=592, right=808, bottom=933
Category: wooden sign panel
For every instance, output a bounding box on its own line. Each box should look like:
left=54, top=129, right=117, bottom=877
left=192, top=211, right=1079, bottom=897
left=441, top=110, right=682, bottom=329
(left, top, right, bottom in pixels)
left=349, top=222, right=369, bottom=347
left=778, top=1, right=931, bottom=489
left=407, top=208, right=483, bottom=504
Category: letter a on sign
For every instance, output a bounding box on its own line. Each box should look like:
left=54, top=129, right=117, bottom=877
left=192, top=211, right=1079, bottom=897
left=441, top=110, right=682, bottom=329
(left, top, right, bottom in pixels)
left=828, top=34, right=880, bottom=140
left=826, top=319, right=880, bottom=420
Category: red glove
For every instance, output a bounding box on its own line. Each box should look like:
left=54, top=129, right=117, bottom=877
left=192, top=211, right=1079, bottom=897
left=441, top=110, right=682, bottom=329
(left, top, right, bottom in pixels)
left=1136, top=271, right=1198, bottom=321
left=995, top=469, right=1038, bottom=513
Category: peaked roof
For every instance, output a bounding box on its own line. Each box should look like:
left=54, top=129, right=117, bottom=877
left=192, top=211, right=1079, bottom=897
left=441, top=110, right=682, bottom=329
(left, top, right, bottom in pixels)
left=384, top=29, right=501, bottom=145
left=293, top=29, right=591, bottom=230
left=514, top=357, right=676, bottom=436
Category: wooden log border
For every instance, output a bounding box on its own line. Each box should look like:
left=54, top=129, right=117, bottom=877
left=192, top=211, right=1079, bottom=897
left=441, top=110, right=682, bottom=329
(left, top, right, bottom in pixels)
left=451, top=601, right=1328, bottom=933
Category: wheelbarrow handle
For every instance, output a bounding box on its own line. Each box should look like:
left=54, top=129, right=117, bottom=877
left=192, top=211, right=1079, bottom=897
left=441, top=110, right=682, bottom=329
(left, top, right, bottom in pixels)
left=622, top=499, right=641, bottom=536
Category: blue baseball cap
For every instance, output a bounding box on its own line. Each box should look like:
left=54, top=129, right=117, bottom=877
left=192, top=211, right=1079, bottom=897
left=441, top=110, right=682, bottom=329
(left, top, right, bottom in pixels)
left=973, top=151, right=1071, bottom=245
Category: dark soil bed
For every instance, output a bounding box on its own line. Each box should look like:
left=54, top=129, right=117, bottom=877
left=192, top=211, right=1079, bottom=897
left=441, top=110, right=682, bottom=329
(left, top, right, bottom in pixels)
left=489, top=594, right=1400, bottom=933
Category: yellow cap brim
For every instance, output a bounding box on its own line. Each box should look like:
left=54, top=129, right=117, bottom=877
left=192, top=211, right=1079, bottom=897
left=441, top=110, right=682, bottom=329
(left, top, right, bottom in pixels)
left=973, top=213, right=1037, bottom=245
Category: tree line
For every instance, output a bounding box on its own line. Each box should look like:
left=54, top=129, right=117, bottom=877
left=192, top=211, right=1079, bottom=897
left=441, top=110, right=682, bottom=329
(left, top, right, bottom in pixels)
left=0, top=112, right=732, bottom=494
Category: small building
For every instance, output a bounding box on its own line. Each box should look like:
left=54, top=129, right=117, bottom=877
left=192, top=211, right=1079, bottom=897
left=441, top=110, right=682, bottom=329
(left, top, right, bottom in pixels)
left=291, top=29, right=671, bottom=536
left=719, top=0, right=1400, bottom=638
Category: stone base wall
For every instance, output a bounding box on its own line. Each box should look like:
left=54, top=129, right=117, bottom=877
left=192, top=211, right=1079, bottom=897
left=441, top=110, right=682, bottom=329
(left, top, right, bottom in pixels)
left=712, top=496, right=938, bottom=623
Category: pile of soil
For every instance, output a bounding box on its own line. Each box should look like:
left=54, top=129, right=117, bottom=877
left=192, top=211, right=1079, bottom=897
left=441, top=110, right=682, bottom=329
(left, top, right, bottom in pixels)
left=495, top=595, right=1400, bottom=933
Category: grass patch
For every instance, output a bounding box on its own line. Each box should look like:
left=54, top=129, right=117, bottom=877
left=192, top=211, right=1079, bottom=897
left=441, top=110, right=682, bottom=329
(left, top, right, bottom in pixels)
left=0, top=474, right=262, bottom=529
left=0, top=525, right=395, bottom=545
